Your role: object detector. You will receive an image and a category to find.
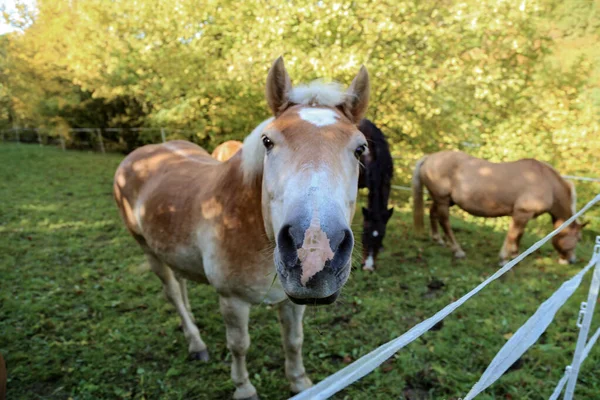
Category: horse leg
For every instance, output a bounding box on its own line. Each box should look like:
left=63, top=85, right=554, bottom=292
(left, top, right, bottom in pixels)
left=437, top=203, right=465, bottom=258
left=499, top=212, right=532, bottom=266
left=429, top=203, right=444, bottom=245
left=176, top=274, right=196, bottom=323
left=278, top=300, right=313, bottom=394
left=147, top=254, right=208, bottom=361
left=219, top=296, right=258, bottom=400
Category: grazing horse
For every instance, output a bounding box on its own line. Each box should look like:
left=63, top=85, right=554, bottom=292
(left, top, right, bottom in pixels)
left=357, top=119, right=393, bottom=271
left=212, top=140, right=243, bottom=162
left=113, top=57, right=370, bottom=400
left=412, top=151, right=585, bottom=265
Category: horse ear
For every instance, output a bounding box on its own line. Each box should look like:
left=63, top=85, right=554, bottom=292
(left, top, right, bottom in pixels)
left=386, top=207, right=394, bottom=221
left=266, top=56, right=292, bottom=116
left=343, top=65, right=370, bottom=123
left=362, top=207, right=370, bottom=219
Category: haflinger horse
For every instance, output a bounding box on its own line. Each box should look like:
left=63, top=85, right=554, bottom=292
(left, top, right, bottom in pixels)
left=212, top=140, right=243, bottom=162
left=113, top=57, right=370, bottom=400
left=412, top=150, right=586, bottom=265
left=357, top=119, right=393, bottom=271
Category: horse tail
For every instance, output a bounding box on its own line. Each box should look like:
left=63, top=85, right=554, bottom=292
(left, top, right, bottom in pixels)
left=412, top=156, right=427, bottom=234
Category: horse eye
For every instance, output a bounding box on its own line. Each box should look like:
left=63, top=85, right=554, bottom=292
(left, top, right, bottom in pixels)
left=262, top=136, right=274, bottom=151
left=354, top=144, right=367, bottom=159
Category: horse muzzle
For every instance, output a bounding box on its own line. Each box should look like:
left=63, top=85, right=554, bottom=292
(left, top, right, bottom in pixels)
left=275, top=219, right=353, bottom=304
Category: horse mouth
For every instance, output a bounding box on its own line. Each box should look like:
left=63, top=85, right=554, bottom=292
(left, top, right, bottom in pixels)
left=286, top=290, right=340, bottom=306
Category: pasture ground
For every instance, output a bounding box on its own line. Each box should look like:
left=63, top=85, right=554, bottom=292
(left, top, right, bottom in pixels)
left=1, top=143, right=600, bottom=400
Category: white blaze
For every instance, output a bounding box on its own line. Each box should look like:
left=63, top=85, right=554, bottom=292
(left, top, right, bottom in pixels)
left=372, top=230, right=379, bottom=237
left=298, top=107, right=338, bottom=127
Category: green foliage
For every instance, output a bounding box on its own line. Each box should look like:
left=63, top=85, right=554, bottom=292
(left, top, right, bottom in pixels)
left=0, top=0, right=598, bottom=173
left=2, top=143, right=600, bottom=399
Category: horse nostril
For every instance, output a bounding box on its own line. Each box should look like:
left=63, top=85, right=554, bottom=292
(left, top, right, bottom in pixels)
left=330, top=229, right=353, bottom=270
left=337, top=229, right=353, bottom=255
left=277, top=224, right=299, bottom=264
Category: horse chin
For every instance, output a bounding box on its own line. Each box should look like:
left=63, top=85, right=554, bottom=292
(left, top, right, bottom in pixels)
left=286, top=290, right=340, bottom=306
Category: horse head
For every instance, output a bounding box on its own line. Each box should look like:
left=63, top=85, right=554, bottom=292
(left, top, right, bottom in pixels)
left=552, top=220, right=588, bottom=264
left=254, top=57, right=370, bottom=305
left=361, top=206, right=394, bottom=270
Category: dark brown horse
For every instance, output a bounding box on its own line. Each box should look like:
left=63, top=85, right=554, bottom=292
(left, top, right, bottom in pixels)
left=413, top=151, right=585, bottom=265
left=358, top=119, right=393, bottom=271
left=114, top=57, right=370, bottom=399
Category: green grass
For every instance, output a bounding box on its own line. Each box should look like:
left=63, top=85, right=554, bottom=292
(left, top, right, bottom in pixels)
left=1, top=143, right=599, bottom=400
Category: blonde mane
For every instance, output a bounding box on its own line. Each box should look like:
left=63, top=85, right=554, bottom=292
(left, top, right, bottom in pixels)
left=241, top=117, right=274, bottom=183
left=288, top=80, right=349, bottom=107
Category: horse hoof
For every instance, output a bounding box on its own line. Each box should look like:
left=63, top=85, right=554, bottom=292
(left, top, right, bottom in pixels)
left=362, top=265, right=375, bottom=272
left=454, top=250, right=466, bottom=259
left=290, top=375, right=313, bottom=394
left=189, top=349, right=210, bottom=362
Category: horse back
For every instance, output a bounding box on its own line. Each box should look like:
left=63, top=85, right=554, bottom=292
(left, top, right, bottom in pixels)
left=421, top=151, right=559, bottom=217
left=113, top=141, right=220, bottom=249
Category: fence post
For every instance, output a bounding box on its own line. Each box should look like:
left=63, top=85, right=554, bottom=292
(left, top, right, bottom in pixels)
left=15, top=128, right=20, bottom=144
left=96, top=128, right=105, bottom=154
left=161, top=128, right=166, bottom=143
left=36, top=128, right=42, bottom=146
left=563, top=236, right=600, bottom=400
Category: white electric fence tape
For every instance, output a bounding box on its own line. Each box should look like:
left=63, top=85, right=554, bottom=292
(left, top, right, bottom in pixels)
left=562, top=175, right=600, bottom=183
left=563, top=236, right=600, bottom=400
left=290, top=194, right=600, bottom=400
left=549, top=327, right=600, bottom=400
left=464, top=254, right=599, bottom=400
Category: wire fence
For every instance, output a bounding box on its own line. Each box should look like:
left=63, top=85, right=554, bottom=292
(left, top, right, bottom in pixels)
left=3, top=127, right=598, bottom=187
left=0, top=126, right=196, bottom=153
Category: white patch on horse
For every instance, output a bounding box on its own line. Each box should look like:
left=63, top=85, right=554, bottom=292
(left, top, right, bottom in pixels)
left=298, top=108, right=338, bottom=127
left=297, top=171, right=335, bottom=285
left=364, top=254, right=374, bottom=271
left=372, top=230, right=379, bottom=237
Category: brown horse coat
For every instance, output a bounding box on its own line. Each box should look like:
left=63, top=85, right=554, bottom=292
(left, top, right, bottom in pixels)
left=413, top=151, right=584, bottom=264
left=114, top=140, right=274, bottom=298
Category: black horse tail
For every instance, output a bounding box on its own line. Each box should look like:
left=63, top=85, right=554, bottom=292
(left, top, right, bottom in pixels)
left=412, top=156, right=427, bottom=234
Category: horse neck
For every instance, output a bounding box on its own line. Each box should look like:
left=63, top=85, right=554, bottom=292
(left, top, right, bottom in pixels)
left=211, top=155, right=268, bottom=243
